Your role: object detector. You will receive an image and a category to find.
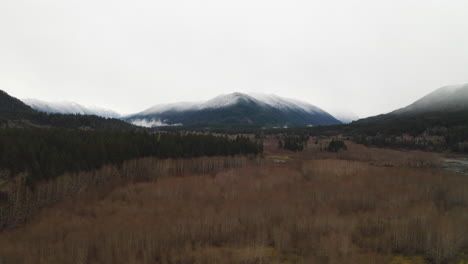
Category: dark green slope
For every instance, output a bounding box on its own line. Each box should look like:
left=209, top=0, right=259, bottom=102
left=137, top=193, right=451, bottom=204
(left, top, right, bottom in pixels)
left=0, top=90, right=35, bottom=113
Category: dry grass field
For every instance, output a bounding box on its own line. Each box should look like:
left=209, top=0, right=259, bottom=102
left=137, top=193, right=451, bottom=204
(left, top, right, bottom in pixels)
left=0, top=139, right=467, bottom=264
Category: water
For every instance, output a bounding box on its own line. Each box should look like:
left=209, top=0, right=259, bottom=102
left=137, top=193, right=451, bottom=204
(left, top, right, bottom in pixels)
left=442, top=157, right=468, bottom=175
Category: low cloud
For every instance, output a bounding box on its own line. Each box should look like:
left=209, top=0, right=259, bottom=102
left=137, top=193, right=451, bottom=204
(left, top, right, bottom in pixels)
left=130, top=119, right=182, bottom=128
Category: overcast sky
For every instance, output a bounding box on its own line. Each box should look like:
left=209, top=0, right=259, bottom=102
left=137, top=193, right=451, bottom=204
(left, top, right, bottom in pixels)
left=1, top=0, right=467, bottom=117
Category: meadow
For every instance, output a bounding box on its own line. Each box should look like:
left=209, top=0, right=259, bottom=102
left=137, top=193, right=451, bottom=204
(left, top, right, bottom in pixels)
left=0, top=139, right=467, bottom=264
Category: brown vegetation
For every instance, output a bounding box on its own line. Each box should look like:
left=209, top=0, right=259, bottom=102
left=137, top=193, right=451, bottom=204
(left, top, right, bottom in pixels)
left=0, top=142, right=467, bottom=264
left=0, top=156, right=261, bottom=230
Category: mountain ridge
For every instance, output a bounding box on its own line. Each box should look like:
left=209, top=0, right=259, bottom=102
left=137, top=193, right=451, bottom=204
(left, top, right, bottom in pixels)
left=22, top=98, right=121, bottom=118
left=0, top=90, right=36, bottom=113
left=126, top=92, right=341, bottom=128
left=393, top=83, right=468, bottom=115
left=0, top=90, right=133, bottom=130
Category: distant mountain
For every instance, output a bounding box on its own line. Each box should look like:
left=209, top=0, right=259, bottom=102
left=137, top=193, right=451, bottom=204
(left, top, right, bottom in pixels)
left=125, top=92, right=341, bottom=128
left=355, top=83, right=468, bottom=125
left=329, top=110, right=359, bottom=124
left=22, top=98, right=121, bottom=118
left=393, top=84, right=468, bottom=115
left=0, top=90, right=133, bottom=130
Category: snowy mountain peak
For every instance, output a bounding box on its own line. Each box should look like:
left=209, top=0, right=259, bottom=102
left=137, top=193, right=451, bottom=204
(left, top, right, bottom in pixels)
left=126, top=92, right=341, bottom=127
left=138, top=93, right=261, bottom=115
left=201, top=93, right=261, bottom=109
left=138, top=93, right=329, bottom=117
left=248, top=93, right=324, bottom=114
left=22, top=98, right=121, bottom=118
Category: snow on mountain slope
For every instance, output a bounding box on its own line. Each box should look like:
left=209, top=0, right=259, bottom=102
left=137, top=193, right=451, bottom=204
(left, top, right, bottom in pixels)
left=139, top=93, right=329, bottom=116
left=22, top=98, right=121, bottom=118
left=138, top=101, right=200, bottom=115
left=201, top=92, right=263, bottom=109
left=126, top=92, right=341, bottom=127
left=138, top=93, right=262, bottom=115
left=248, top=93, right=325, bottom=114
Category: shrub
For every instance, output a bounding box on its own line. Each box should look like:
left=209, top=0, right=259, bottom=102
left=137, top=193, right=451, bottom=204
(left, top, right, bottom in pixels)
left=327, top=140, right=348, bottom=152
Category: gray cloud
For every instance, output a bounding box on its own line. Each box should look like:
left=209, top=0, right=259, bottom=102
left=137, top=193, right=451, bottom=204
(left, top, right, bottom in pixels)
left=1, top=0, right=467, bottom=117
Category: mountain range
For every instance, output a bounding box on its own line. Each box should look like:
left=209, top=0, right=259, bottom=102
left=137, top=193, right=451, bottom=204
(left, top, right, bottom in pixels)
left=1, top=83, right=467, bottom=129
left=19, top=93, right=344, bottom=127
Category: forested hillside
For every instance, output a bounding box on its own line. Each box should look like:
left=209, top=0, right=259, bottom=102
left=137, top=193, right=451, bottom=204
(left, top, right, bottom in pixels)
left=0, top=111, right=135, bottom=130
left=0, top=91, right=35, bottom=113
left=350, top=110, right=468, bottom=152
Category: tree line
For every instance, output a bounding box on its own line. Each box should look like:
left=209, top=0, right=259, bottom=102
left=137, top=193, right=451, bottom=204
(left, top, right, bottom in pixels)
left=0, top=111, right=135, bottom=130
left=349, top=110, right=468, bottom=153
left=0, top=129, right=263, bottom=186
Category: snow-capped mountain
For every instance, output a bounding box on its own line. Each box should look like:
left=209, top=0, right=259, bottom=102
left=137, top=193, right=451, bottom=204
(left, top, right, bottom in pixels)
left=125, top=92, right=341, bottom=127
left=22, top=98, right=121, bottom=118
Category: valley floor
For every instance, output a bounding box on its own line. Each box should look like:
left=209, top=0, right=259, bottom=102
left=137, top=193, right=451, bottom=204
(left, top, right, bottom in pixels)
left=1, top=139, right=468, bottom=264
